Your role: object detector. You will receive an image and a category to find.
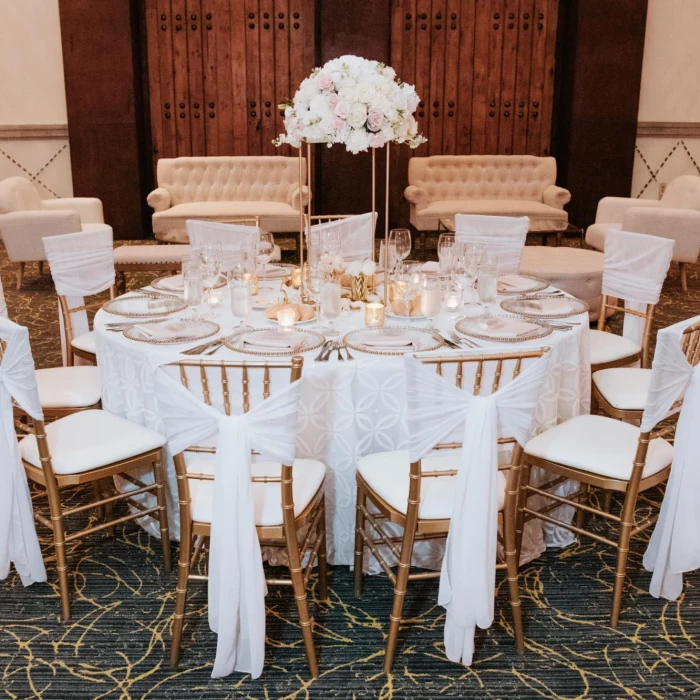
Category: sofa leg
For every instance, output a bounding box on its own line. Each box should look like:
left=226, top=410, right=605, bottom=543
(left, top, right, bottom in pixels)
left=16, top=262, right=25, bottom=290
left=680, top=262, right=688, bottom=293
left=38, top=261, right=45, bottom=275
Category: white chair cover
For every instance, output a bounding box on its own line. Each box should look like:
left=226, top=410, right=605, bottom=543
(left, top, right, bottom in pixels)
left=404, top=351, right=551, bottom=666
left=641, top=315, right=700, bottom=600
left=0, top=274, right=7, bottom=318
left=185, top=220, right=260, bottom=254
left=43, top=227, right=115, bottom=366
left=307, top=213, right=376, bottom=262
left=454, top=214, right=529, bottom=273
left=0, top=317, right=46, bottom=586
left=602, top=229, right=674, bottom=346
left=154, top=366, right=302, bottom=679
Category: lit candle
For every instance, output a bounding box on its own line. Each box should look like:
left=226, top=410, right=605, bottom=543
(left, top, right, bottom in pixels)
left=291, top=267, right=302, bottom=289
left=277, top=307, right=296, bottom=330
left=365, top=302, right=385, bottom=328
left=243, top=272, right=259, bottom=296
left=445, top=290, right=461, bottom=313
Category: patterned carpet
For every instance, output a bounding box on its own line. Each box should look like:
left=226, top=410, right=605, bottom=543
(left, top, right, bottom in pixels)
left=2, top=238, right=700, bottom=699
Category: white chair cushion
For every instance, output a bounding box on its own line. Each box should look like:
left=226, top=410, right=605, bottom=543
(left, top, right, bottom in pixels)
left=35, top=366, right=102, bottom=408
left=71, top=331, right=96, bottom=355
left=113, top=244, right=191, bottom=265
left=20, top=409, right=166, bottom=475
left=592, top=368, right=652, bottom=411
left=524, top=414, right=673, bottom=481
left=419, top=199, right=567, bottom=223
left=357, top=449, right=507, bottom=519
left=589, top=329, right=641, bottom=366
left=186, top=456, right=326, bottom=527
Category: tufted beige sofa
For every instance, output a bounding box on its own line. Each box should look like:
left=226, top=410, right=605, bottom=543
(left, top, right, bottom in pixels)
left=404, top=155, right=571, bottom=232
left=147, top=156, right=308, bottom=243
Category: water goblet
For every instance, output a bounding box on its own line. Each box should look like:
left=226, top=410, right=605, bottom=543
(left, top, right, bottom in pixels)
left=319, top=281, right=342, bottom=337
left=257, top=232, right=275, bottom=279
left=420, top=276, right=442, bottom=329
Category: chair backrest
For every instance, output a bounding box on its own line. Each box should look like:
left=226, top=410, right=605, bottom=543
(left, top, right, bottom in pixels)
left=0, top=177, right=42, bottom=214
left=156, top=156, right=305, bottom=206
left=408, top=155, right=557, bottom=203
left=598, top=229, right=674, bottom=366
left=43, top=227, right=115, bottom=364
left=661, top=175, right=700, bottom=211
left=185, top=219, right=260, bottom=253
left=454, top=214, right=529, bottom=273
left=308, top=212, right=376, bottom=262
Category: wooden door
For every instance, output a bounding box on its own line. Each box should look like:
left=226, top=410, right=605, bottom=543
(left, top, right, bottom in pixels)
left=144, top=0, right=315, bottom=170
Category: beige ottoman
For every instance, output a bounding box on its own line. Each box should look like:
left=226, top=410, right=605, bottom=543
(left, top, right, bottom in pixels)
left=113, top=243, right=191, bottom=294
left=520, top=246, right=606, bottom=321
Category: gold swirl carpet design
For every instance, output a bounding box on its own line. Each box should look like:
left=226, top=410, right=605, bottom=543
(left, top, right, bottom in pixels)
left=1, top=238, right=699, bottom=699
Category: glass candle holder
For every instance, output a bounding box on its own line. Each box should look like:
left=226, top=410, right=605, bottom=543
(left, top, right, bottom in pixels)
left=277, top=307, right=296, bottom=330
left=291, top=267, right=302, bottom=290
left=243, top=272, right=259, bottom=296
left=365, top=302, right=385, bottom=328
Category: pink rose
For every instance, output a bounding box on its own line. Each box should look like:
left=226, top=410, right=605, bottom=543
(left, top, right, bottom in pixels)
left=368, top=132, right=385, bottom=149
left=334, top=115, right=346, bottom=129
left=334, top=101, right=351, bottom=120
left=329, top=93, right=339, bottom=106
left=317, top=72, right=334, bottom=91
left=366, top=110, right=384, bottom=132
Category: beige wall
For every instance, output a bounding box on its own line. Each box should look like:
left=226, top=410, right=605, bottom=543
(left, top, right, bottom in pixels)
left=0, top=0, right=73, bottom=197
left=633, top=0, right=700, bottom=199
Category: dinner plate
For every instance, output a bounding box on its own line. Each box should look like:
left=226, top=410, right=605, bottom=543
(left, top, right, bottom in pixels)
left=343, top=326, right=444, bottom=356
left=456, top=314, right=552, bottom=343
left=497, top=274, right=549, bottom=295
left=103, top=294, right=187, bottom=317
left=124, top=317, right=219, bottom=344
left=224, top=327, right=325, bottom=356
left=500, top=295, right=589, bottom=318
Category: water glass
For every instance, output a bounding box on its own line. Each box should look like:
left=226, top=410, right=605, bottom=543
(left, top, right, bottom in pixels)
left=420, top=276, right=442, bottom=329
left=230, top=282, right=253, bottom=325
left=437, top=233, right=455, bottom=274
left=320, top=281, right=342, bottom=337
left=443, top=281, right=462, bottom=319
left=183, top=270, right=202, bottom=315
left=478, top=256, right=499, bottom=307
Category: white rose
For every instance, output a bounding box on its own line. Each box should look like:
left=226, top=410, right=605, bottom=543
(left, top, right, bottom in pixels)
left=361, top=259, right=376, bottom=276
left=299, top=77, right=318, bottom=100
left=346, top=129, right=370, bottom=154
left=347, top=102, right=367, bottom=129
left=345, top=260, right=362, bottom=277
left=381, top=124, right=395, bottom=142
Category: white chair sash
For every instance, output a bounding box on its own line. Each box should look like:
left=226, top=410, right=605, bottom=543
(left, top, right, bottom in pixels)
left=404, top=351, right=550, bottom=666
left=43, top=227, right=115, bottom=365
left=454, top=214, right=529, bottom=273
left=154, top=367, right=302, bottom=679
left=602, top=229, right=674, bottom=346
left=307, top=213, right=376, bottom=262
left=186, top=220, right=260, bottom=254
left=641, top=315, right=700, bottom=600
left=0, top=317, right=46, bottom=586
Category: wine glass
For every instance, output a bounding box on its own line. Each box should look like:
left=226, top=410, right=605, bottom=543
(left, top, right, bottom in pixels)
left=420, top=275, right=442, bottom=329
left=389, top=229, right=411, bottom=266
left=199, top=241, right=223, bottom=317
left=393, top=260, right=421, bottom=316
left=257, top=232, right=275, bottom=279
left=319, top=281, right=342, bottom=337
left=321, top=228, right=341, bottom=259
left=230, top=281, right=253, bottom=327
left=437, top=233, right=455, bottom=275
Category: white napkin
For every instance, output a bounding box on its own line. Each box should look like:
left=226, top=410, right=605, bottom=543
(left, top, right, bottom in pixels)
left=155, top=274, right=185, bottom=292
left=516, top=298, right=575, bottom=315
left=476, top=317, right=541, bottom=339
left=362, top=332, right=415, bottom=348
left=257, top=265, right=288, bottom=279
left=131, top=318, right=194, bottom=340
left=243, top=330, right=306, bottom=350
left=498, top=274, right=538, bottom=292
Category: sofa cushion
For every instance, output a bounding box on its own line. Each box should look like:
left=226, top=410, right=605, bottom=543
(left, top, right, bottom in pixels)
left=585, top=222, right=621, bottom=251
left=414, top=199, right=568, bottom=231
left=114, top=244, right=191, bottom=265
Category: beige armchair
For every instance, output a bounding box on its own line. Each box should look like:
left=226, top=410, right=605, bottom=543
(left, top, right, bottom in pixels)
left=404, top=155, right=571, bottom=233
left=585, top=176, right=700, bottom=291
left=147, top=156, right=309, bottom=243
left=0, top=177, right=106, bottom=288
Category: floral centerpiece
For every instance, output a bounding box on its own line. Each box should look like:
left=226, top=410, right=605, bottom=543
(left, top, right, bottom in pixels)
left=344, top=259, right=377, bottom=302
left=274, top=55, right=426, bottom=154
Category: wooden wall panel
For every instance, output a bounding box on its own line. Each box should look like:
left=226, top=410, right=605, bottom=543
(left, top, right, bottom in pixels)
left=512, top=0, right=534, bottom=154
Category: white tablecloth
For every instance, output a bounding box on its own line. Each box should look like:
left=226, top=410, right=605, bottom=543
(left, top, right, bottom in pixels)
left=94, top=282, right=590, bottom=570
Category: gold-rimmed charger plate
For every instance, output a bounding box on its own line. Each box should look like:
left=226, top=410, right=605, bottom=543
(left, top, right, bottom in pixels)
left=103, top=294, right=187, bottom=317
left=150, top=272, right=226, bottom=292
left=497, top=274, right=549, bottom=295
left=225, top=327, right=324, bottom=356
left=500, top=295, right=589, bottom=318
left=124, top=318, right=219, bottom=344
left=456, top=314, right=553, bottom=343
left=343, top=326, right=444, bottom=356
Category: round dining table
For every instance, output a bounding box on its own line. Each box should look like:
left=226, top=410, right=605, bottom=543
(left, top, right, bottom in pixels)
left=94, top=274, right=591, bottom=570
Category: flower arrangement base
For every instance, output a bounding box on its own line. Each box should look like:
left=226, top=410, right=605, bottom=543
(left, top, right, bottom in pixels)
left=350, top=274, right=369, bottom=302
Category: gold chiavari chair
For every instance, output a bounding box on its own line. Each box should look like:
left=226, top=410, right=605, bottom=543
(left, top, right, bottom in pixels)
left=354, top=348, right=551, bottom=673
left=15, top=374, right=171, bottom=620
left=168, top=357, right=328, bottom=677
left=515, top=325, right=700, bottom=626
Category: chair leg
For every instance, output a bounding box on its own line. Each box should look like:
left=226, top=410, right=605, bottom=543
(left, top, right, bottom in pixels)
left=611, top=489, right=635, bottom=627
left=317, top=496, right=328, bottom=601
left=93, top=482, right=105, bottom=519
left=286, top=525, right=319, bottom=678
left=680, top=262, right=688, bottom=293
left=576, top=483, right=589, bottom=529
left=16, top=262, right=25, bottom=290
left=170, top=534, right=191, bottom=668
left=39, top=261, right=45, bottom=275
left=503, top=469, right=524, bottom=655
left=100, top=478, right=115, bottom=536
left=384, top=524, right=417, bottom=674
left=153, top=457, right=172, bottom=572
left=354, top=486, right=367, bottom=598
left=47, top=499, right=71, bottom=621
left=603, top=490, right=613, bottom=514
left=515, top=461, right=532, bottom=561
left=116, top=271, right=127, bottom=296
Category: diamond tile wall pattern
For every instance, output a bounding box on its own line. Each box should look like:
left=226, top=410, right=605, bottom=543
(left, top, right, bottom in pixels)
left=633, top=137, right=700, bottom=199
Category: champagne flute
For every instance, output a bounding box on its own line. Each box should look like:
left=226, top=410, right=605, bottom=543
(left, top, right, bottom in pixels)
left=390, top=229, right=411, bottom=266
left=420, top=275, right=442, bottom=329
left=319, top=281, right=342, bottom=337
left=257, top=232, right=275, bottom=279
